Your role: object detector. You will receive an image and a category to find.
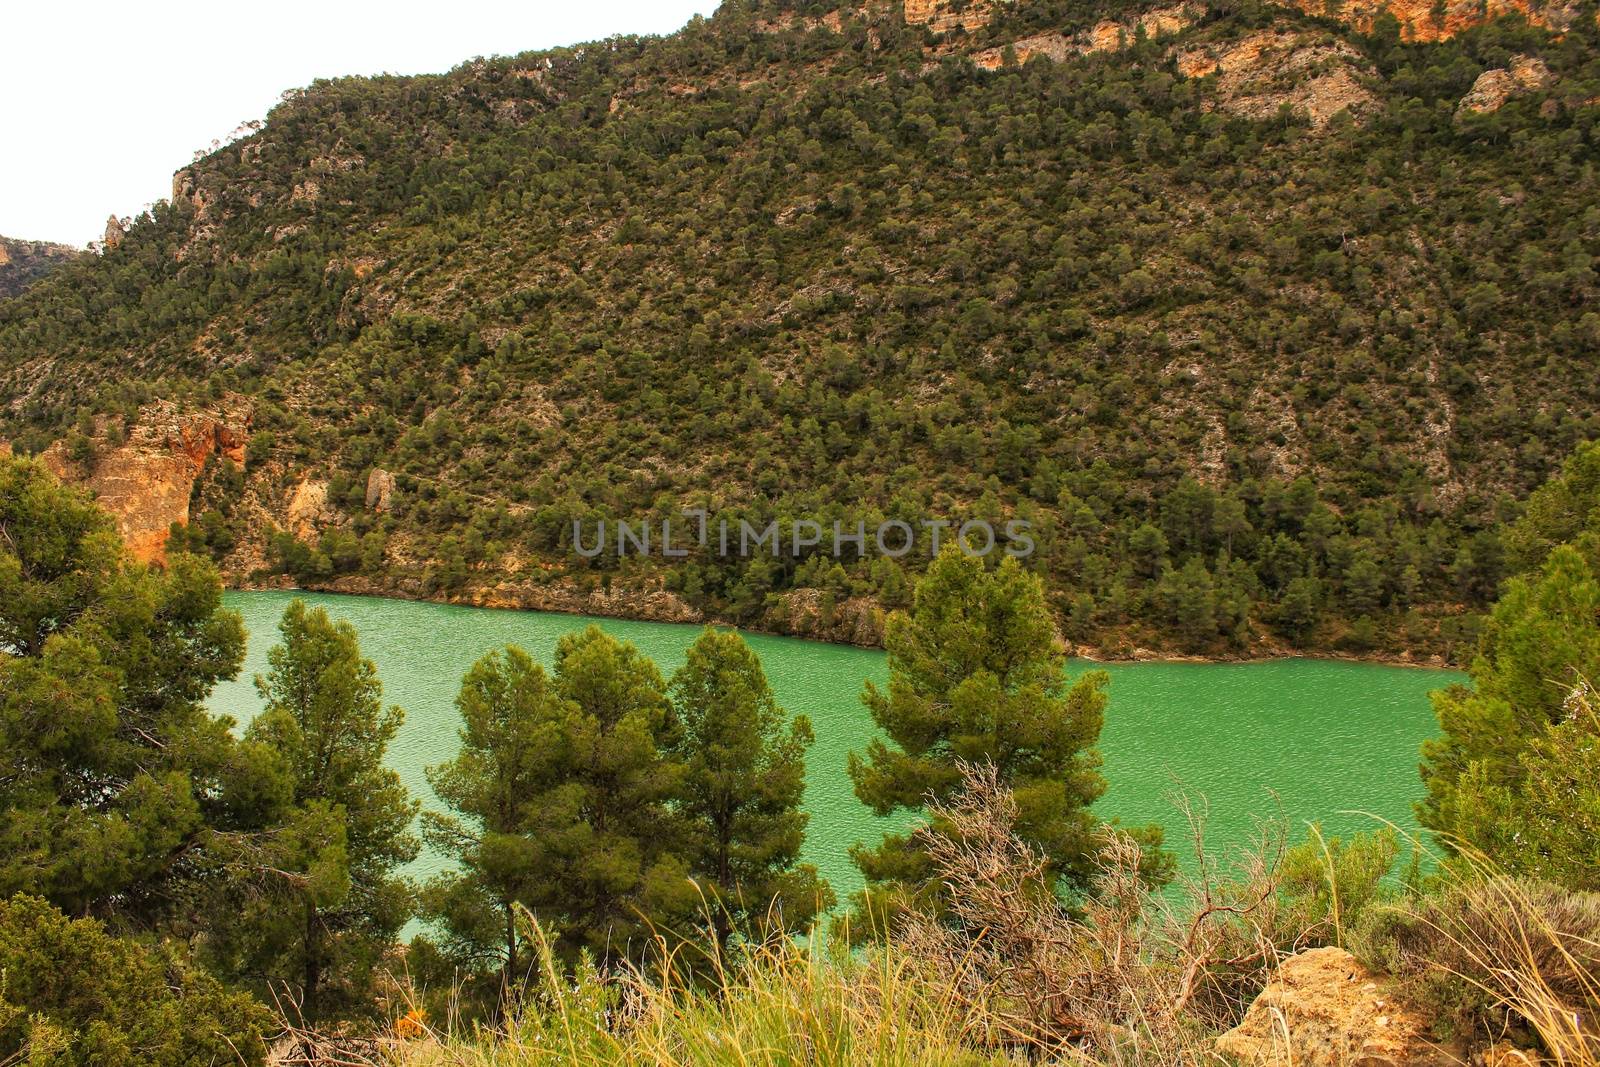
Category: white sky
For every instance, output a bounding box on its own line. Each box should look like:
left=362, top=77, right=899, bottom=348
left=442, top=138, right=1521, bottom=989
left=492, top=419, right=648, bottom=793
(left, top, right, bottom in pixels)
left=3, top=1, right=721, bottom=247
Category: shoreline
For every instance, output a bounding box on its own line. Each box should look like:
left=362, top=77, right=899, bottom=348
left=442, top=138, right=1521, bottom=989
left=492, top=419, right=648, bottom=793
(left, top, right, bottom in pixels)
left=225, top=576, right=1465, bottom=673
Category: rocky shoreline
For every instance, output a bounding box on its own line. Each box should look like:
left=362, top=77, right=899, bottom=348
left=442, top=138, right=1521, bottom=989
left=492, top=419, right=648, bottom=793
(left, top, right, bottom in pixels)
left=228, top=573, right=1462, bottom=671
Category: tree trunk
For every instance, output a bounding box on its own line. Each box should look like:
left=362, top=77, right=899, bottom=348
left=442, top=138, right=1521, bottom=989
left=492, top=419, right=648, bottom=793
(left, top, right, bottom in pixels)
left=714, top=821, right=732, bottom=956
left=303, top=900, right=321, bottom=1023
left=502, top=901, right=518, bottom=1014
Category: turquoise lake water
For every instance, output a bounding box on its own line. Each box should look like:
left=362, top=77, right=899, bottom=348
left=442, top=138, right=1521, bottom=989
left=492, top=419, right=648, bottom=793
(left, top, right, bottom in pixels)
left=209, top=591, right=1462, bottom=905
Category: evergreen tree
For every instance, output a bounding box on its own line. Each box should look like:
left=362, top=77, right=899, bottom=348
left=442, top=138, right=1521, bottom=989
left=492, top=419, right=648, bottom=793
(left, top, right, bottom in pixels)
left=668, top=627, right=832, bottom=956
left=527, top=625, right=696, bottom=966
left=847, top=548, right=1156, bottom=930
left=421, top=646, right=565, bottom=1008
left=1418, top=537, right=1600, bottom=884
left=0, top=456, right=277, bottom=922
left=1276, top=575, right=1322, bottom=638
left=1159, top=556, right=1217, bottom=650
left=1343, top=553, right=1386, bottom=616
left=1458, top=673, right=1600, bottom=891
left=1504, top=440, right=1600, bottom=572
left=0, top=894, right=271, bottom=1066
left=231, top=600, right=418, bottom=1021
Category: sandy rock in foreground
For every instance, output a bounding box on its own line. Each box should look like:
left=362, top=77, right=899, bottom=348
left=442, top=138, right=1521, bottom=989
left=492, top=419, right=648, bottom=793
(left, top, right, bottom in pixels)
left=1216, top=946, right=1454, bottom=1066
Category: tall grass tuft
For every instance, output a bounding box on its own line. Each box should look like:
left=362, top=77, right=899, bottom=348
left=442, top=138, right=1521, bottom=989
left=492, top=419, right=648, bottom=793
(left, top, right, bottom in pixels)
left=389, top=913, right=1024, bottom=1066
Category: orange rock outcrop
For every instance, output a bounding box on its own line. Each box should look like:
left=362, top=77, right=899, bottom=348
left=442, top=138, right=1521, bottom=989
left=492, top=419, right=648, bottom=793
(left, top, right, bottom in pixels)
left=1287, top=0, right=1583, bottom=41
left=909, top=0, right=1580, bottom=44
left=903, top=0, right=1000, bottom=34
left=1217, top=947, right=1456, bottom=1065
left=40, top=398, right=252, bottom=565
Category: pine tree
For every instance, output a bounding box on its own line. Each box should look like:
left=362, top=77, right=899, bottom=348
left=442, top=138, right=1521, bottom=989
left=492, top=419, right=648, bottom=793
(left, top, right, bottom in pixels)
left=422, top=646, right=565, bottom=1007
left=1159, top=556, right=1217, bottom=650
left=0, top=895, right=272, bottom=1066
left=0, top=455, right=276, bottom=922
left=668, top=627, right=832, bottom=956
left=1418, top=538, right=1600, bottom=882
left=1504, top=440, right=1600, bottom=572
left=236, top=600, right=418, bottom=1021
left=847, top=548, right=1154, bottom=930
left=527, top=625, right=696, bottom=966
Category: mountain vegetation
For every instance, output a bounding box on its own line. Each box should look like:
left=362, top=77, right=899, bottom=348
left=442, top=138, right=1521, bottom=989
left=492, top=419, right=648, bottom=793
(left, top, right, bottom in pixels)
left=0, top=236, right=80, bottom=299
left=5, top=0, right=1600, bottom=659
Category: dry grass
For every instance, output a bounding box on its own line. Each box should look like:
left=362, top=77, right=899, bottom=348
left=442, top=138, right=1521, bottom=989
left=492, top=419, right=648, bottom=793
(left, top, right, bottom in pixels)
left=1363, top=858, right=1600, bottom=1064
left=274, top=762, right=1600, bottom=1067
left=363, top=765, right=1291, bottom=1067
left=375, top=924, right=1025, bottom=1066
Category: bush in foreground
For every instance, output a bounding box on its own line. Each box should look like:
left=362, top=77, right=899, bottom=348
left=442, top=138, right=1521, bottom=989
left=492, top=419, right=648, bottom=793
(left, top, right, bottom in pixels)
left=0, top=894, right=270, bottom=1066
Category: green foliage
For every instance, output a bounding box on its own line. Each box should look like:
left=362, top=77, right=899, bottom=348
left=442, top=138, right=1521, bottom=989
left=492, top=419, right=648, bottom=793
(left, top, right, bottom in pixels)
left=430, top=626, right=697, bottom=970
left=531, top=625, right=700, bottom=965
left=669, top=627, right=833, bottom=954
left=0, top=895, right=271, bottom=1066
left=422, top=626, right=832, bottom=1014
left=1278, top=825, right=1408, bottom=944
left=1505, top=439, right=1600, bottom=573
left=1470, top=681, right=1600, bottom=891
left=0, top=456, right=273, bottom=922
left=224, top=599, right=420, bottom=1021
left=1418, top=538, right=1600, bottom=886
left=847, top=548, right=1164, bottom=928
left=421, top=645, right=569, bottom=1010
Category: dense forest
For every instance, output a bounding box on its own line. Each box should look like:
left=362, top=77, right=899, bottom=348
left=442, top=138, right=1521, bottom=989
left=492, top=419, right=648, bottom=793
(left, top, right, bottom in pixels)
left=4, top=0, right=1600, bottom=661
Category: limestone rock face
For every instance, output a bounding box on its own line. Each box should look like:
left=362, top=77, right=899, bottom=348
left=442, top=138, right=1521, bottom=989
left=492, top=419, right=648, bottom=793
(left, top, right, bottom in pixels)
left=764, top=587, right=885, bottom=647
left=40, top=397, right=253, bottom=565
left=969, top=3, right=1201, bottom=70
left=446, top=576, right=705, bottom=625
left=906, top=0, right=1577, bottom=48
left=1457, top=56, right=1555, bottom=116
left=365, top=467, right=396, bottom=512
left=903, top=0, right=1003, bottom=34
left=1285, top=0, right=1583, bottom=42
left=1216, top=947, right=1453, bottom=1066
left=285, top=479, right=333, bottom=541
left=103, top=216, right=126, bottom=249
left=1176, top=31, right=1377, bottom=128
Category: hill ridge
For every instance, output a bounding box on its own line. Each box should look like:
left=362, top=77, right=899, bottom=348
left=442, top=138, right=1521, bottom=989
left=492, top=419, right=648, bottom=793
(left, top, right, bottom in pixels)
left=3, top=0, right=1599, bottom=660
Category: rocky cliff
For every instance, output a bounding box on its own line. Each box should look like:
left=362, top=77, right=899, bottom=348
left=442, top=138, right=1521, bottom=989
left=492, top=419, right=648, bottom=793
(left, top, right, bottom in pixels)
left=1286, top=0, right=1589, bottom=41
left=894, top=0, right=1549, bottom=128
left=38, top=398, right=253, bottom=565
left=902, top=0, right=1589, bottom=43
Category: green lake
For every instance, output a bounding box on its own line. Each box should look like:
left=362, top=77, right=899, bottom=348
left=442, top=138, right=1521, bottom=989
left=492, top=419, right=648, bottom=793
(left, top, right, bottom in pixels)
left=210, top=591, right=1463, bottom=905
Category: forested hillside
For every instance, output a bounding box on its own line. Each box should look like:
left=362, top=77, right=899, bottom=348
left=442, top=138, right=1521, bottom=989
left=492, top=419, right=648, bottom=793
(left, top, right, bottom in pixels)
left=0, top=236, right=80, bottom=298
left=3, top=0, right=1600, bottom=659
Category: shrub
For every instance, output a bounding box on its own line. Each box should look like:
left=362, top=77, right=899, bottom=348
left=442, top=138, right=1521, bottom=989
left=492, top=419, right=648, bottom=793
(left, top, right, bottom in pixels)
left=1356, top=876, right=1600, bottom=1055
left=0, top=894, right=270, bottom=1066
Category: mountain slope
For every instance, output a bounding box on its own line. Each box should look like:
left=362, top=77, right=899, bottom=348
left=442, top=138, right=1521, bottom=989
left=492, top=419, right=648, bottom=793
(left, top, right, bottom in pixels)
left=0, top=236, right=81, bottom=299
left=3, top=0, right=1600, bottom=660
